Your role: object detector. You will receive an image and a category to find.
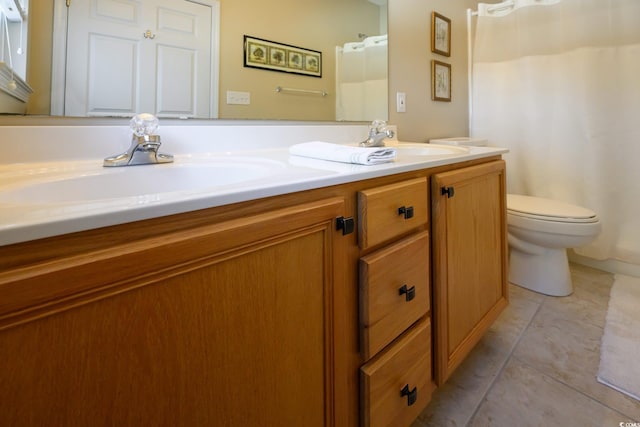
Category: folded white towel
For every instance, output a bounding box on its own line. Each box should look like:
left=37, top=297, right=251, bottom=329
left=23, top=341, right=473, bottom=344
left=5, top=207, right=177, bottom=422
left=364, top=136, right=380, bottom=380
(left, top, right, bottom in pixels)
left=289, top=141, right=396, bottom=165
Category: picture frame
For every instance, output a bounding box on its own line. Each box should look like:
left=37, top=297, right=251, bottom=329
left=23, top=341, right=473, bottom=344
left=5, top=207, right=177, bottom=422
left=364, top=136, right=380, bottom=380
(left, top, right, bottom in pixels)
left=431, top=12, right=451, bottom=57
left=244, top=35, right=322, bottom=77
left=432, top=60, right=451, bottom=102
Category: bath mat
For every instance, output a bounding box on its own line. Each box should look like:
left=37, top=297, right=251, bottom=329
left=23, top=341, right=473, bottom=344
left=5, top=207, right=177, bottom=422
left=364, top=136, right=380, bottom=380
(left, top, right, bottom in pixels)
left=597, top=274, right=640, bottom=401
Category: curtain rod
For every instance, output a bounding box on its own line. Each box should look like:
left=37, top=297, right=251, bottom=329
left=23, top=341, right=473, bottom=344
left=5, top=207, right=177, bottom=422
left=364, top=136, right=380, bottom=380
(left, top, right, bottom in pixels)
left=469, top=0, right=560, bottom=17
left=469, top=0, right=515, bottom=16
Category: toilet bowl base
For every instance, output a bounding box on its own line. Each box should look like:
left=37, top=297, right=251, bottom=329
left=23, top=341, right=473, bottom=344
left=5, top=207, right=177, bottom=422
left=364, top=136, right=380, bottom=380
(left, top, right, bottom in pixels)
left=509, top=247, right=572, bottom=296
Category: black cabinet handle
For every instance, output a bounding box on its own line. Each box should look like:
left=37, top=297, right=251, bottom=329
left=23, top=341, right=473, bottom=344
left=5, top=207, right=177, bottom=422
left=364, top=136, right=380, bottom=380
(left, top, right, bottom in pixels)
left=336, top=216, right=354, bottom=235
left=398, top=206, right=414, bottom=219
left=441, top=186, right=455, bottom=198
left=400, top=384, right=418, bottom=406
left=398, top=284, right=415, bottom=302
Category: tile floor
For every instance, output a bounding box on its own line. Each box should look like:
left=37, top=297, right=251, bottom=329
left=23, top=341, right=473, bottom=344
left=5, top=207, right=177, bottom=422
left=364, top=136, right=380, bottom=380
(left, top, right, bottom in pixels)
left=412, top=263, right=640, bottom=427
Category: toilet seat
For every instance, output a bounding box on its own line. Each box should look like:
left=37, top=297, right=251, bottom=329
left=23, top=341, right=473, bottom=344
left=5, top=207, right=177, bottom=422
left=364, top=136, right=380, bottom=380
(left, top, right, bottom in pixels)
left=506, top=194, right=601, bottom=296
left=507, top=194, right=598, bottom=224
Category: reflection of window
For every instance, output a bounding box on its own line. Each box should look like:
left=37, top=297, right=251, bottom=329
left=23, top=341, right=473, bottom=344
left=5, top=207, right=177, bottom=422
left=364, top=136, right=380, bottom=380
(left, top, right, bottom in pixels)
left=0, top=0, right=33, bottom=112
left=1, top=0, right=27, bottom=22
left=1, top=0, right=29, bottom=80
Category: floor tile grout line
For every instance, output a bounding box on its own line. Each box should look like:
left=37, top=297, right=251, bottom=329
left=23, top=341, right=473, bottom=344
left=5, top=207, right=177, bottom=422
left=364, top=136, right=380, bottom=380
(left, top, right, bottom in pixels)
left=463, top=289, right=547, bottom=426
left=510, top=291, right=640, bottom=422
left=510, top=353, right=637, bottom=421
left=418, top=267, right=640, bottom=426
left=511, top=282, right=639, bottom=422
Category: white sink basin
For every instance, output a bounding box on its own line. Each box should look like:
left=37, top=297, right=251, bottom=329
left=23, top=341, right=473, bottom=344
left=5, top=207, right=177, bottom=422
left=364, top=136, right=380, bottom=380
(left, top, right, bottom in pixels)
left=1, top=157, right=286, bottom=204
left=394, top=143, right=470, bottom=156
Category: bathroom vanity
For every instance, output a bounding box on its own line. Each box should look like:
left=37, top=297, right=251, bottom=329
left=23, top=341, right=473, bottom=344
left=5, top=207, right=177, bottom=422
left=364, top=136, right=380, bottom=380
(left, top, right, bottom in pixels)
left=0, top=130, right=508, bottom=427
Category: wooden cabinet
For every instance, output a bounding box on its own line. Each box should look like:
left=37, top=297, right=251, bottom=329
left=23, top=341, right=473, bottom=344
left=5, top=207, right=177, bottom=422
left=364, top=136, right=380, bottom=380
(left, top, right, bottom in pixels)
left=0, top=198, right=349, bottom=427
left=0, top=155, right=509, bottom=427
left=431, top=160, right=509, bottom=384
left=357, top=178, right=435, bottom=427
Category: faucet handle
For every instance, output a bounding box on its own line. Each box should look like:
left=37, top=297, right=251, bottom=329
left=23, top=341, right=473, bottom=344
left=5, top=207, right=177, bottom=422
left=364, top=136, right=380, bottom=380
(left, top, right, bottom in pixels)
left=369, top=119, right=389, bottom=133
left=130, top=113, right=159, bottom=137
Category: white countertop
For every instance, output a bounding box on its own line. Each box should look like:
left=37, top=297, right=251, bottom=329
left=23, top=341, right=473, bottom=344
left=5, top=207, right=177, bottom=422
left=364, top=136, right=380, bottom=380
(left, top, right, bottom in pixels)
left=0, top=143, right=506, bottom=247
left=0, top=121, right=507, bottom=247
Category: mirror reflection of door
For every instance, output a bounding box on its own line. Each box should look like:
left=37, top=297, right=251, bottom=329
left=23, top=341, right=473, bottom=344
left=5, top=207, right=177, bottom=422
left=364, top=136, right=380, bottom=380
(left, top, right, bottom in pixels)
left=64, top=0, right=216, bottom=118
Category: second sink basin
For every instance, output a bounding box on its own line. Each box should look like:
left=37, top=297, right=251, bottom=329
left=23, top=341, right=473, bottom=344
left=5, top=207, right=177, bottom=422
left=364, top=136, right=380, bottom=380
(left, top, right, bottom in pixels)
left=394, top=143, right=470, bottom=157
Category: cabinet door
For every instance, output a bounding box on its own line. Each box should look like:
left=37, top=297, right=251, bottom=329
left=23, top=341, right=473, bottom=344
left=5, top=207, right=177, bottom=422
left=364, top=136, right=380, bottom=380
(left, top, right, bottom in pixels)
left=0, top=198, right=347, bottom=427
left=432, top=160, right=508, bottom=384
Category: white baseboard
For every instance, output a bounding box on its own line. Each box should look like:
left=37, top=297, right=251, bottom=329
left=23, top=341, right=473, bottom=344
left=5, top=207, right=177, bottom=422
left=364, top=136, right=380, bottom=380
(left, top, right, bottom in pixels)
left=568, top=250, right=640, bottom=278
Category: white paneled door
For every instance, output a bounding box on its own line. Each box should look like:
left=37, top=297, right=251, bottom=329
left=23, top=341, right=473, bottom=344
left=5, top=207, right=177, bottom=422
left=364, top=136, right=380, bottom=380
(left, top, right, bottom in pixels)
left=64, top=0, right=213, bottom=118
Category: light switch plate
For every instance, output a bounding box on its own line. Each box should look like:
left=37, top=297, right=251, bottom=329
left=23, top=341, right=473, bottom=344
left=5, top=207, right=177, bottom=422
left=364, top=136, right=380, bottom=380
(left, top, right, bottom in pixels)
left=226, top=91, right=251, bottom=105
left=396, top=92, right=406, bottom=113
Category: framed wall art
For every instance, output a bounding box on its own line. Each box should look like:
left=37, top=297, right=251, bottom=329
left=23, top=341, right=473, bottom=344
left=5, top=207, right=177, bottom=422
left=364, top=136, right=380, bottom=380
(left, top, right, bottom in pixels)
left=432, top=60, right=451, bottom=102
left=244, top=35, right=322, bottom=77
left=431, top=12, right=451, bottom=57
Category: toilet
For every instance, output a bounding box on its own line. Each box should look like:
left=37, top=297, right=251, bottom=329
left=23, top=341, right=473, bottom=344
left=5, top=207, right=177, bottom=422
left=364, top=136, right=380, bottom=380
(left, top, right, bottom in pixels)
left=507, top=194, right=601, bottom=296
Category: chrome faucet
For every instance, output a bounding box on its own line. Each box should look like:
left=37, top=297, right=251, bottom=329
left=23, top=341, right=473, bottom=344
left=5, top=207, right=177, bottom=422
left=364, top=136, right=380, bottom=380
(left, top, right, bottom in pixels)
left=360, top=119, right=395, bottom=147
left=104, top=113, right=174, bottom=167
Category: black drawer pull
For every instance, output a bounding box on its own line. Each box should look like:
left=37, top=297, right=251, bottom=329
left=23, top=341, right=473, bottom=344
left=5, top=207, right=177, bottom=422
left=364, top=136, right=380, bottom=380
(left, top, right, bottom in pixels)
left=398, top=284, right=415, bottom=302
left=336, top=216, right=354, bottom=235
left=398, top=206, right=414, bottom=219
left=400, top=384, right=418, bottom=406
left=441, top=186, right=455, bottom=198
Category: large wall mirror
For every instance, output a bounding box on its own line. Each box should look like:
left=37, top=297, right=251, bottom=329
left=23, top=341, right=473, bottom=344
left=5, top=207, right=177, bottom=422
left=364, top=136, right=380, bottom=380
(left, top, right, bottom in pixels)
left=0, top=0, right=388, bottom=122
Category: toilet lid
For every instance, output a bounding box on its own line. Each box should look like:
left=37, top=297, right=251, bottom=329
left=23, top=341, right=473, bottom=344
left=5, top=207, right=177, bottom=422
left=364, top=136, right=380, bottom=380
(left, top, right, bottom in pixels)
left=507, top=194, right=598, bottom=223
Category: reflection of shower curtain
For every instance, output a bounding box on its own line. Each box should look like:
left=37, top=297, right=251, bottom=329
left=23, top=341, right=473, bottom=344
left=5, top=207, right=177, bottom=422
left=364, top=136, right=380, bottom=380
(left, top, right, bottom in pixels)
left=336, top=35, right=388, bottom=121
left=470, top=0, right=640, bottom=264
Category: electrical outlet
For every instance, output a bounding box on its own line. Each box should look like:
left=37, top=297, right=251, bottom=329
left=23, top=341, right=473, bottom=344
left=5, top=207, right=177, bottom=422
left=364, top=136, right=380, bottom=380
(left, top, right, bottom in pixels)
left=396, top=92, right=406, bottom=113
left=226, top=91, right=251, bottom=105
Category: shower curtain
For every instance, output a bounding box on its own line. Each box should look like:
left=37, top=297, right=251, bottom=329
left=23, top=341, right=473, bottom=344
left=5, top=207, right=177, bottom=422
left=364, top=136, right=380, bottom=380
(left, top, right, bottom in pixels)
left=470, top=0, right=640, bottom=264
left=335, top=35, right=388, bottom=121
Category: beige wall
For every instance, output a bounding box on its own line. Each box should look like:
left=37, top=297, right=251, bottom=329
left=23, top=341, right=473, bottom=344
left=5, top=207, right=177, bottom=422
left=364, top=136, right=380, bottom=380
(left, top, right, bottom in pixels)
left=388, top=0, right=478, bottom=142
left=25, top=0, right=53, bottom=115
left=218, top=0, right=381, bottom=120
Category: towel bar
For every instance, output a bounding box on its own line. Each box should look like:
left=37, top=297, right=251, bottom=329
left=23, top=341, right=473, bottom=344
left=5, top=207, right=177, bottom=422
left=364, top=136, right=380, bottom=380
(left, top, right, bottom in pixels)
left=275, top=86, right=328, bottom=97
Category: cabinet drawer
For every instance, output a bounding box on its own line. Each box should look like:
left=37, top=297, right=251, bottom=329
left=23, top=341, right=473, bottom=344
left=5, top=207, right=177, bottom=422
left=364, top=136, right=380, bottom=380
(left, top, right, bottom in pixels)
left=358, top=177, right=429, bottom=250
left=360, top=318, right=433, bottom=427
left=360, top=231, right=430, bottom=360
